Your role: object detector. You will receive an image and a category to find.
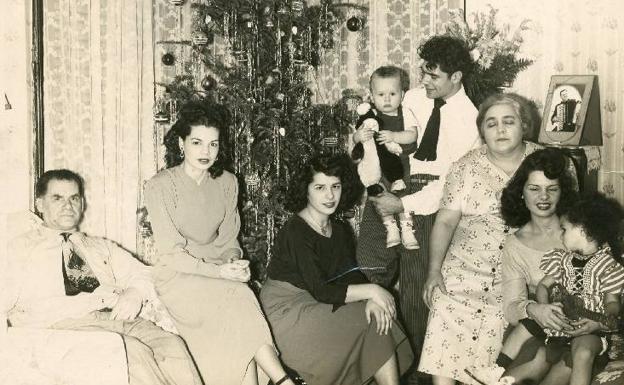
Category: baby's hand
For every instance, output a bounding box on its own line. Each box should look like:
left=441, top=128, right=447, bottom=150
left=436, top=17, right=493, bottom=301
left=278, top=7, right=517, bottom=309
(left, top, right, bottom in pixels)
left=376, top=130, right=395, bottom=145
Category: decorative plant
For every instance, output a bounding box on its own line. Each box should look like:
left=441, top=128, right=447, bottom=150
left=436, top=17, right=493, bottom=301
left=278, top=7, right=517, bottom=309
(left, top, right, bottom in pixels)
left=444, top=5, right=533, bottom=106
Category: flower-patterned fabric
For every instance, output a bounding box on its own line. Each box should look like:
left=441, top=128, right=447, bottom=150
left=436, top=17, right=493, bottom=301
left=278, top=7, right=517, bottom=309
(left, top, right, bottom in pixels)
left=419, top=142, right=541, bottom=384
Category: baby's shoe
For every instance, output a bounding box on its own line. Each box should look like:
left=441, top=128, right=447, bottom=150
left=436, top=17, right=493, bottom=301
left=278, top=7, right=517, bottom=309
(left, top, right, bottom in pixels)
left=399, top=220, right=420, bottom=250
left=384, top=220, right=401, bottom=248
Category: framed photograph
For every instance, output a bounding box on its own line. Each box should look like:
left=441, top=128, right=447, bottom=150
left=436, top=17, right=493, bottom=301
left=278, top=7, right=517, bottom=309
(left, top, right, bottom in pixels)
left=538, top=75, right=602, bottom=146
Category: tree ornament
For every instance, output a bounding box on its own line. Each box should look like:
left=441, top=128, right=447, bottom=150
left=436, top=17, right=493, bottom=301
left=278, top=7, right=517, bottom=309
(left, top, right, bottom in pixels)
left=276, top=2, right=289, bottom=15
left=201, top=75, right=217, bottom=91
left=279, top=127, right=286, bottom=136
left=291, top=0, right=305, bottom=17
left=262, top=6, right=274, bottom=27
left=346, top=16, right=362, bottom=32
left=192, top=31, right=209, bottom=45
left=161, top=52, right=176, bottom=66
left=154, top=110, right=170, bottom=123
left=168, top=0, right=185, bottom=5
left=205, top=14, right=212, bottom=24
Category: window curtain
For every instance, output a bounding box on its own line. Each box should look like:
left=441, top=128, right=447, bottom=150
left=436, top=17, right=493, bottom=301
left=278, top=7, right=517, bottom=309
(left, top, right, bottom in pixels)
left=43, top=0, right=155, bottom=251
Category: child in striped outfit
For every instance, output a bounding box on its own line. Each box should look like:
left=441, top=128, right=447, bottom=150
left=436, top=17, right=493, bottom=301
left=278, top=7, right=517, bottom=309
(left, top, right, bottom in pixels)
left=535, top=192, right=624, bottom=385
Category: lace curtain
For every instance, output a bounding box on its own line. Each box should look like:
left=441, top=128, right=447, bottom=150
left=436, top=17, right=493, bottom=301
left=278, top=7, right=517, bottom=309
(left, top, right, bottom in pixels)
left=43, top=0, right=462, bottom=249
left=470, top=0, right=624, bottom=203
left=43, top=0, right=155, bottom=250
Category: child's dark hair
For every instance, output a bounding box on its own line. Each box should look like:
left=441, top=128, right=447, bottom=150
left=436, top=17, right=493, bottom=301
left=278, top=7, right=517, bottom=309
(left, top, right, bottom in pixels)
left=370, top=66, right=410, bottom=92
left=561, top=192, right=624, bottom=259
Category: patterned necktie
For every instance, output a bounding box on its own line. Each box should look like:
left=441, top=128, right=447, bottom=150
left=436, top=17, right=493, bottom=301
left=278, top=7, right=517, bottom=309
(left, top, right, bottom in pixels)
left=413, top=98, right=446, bottom=161
left=60, top=232, right=100, bottom=295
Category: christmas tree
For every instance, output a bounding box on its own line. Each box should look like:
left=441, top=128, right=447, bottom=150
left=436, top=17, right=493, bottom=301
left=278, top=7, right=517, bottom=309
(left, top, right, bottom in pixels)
left=145, top=0, right=366, bottom=284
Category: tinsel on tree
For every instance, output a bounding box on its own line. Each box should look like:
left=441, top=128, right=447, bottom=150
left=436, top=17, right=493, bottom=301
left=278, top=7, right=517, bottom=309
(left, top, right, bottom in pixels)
left=148, top=0, right=367, bottom=284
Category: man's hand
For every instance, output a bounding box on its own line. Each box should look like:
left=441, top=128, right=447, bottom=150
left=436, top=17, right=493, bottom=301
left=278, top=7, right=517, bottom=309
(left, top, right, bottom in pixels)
left=110, top=288, right=143, bottom=321
left=369, top=191, right=404, bottom=217
left=219, top=260, right=251, bottom=282
left=365, top=300, right=393, bottom=335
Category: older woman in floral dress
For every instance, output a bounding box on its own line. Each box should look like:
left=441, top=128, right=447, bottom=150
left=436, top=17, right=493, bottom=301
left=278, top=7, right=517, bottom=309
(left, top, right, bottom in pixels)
left=418, top=93, right=543, bottom=385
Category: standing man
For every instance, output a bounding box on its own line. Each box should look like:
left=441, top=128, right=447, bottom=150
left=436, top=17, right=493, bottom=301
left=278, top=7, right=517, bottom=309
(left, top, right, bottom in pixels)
left=4, top=169, right=202, bottom=385
left=356, top=36, right=481, bottom=384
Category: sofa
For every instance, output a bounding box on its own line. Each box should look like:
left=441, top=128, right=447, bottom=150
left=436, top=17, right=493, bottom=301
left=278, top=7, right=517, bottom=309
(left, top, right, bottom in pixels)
left=0, top=210, right=176, bottom=385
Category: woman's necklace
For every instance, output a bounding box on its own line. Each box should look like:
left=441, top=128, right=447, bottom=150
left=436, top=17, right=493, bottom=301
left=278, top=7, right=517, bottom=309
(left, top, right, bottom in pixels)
left=302, top=210, right=331, bottom=236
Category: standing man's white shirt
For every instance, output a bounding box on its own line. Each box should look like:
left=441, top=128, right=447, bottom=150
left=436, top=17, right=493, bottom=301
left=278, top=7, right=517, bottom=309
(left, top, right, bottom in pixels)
left=400, top=85, right=481, bottom=216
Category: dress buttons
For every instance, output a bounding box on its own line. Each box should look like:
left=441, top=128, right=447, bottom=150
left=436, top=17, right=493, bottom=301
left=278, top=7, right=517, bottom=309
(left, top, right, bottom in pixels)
left=477, top=309, right=482, bottom=313
left=472, top=336, right=477, bottom=341
left=104, top=261, right=107, bottom=264
left=491, top=268, right=496, bottom=273
left=498, top=245, right=504, bottom=250
left=484, top=287, right=489, bottom=292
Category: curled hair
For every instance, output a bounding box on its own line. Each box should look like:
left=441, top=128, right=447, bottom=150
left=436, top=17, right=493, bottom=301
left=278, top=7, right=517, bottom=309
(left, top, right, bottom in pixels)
left=370, top=65, right=410, bottom=92
left=501, top=148, right=578, bottom=228
left=417, top=36, right=473, bottom=79
left=36, top=169, right=85, bottom=198
left=476, top=93, right=537, bottom=141
left=285, top=153, right=364, bottom=215
left=561, top=192, right=624, bottom=259
left=163, top=100, right=231, bottom=178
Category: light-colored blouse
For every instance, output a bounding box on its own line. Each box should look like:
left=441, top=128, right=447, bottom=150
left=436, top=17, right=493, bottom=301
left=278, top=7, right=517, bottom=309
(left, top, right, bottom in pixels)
left=144, top=165, right=241, bottom=276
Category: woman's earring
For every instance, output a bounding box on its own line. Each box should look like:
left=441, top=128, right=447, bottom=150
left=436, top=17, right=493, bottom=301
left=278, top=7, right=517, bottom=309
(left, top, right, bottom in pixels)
left=180, top=146, right=185, bottom=158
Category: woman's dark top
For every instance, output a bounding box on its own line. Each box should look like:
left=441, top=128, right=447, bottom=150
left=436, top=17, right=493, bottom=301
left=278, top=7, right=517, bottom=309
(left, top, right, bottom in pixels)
left=267, top=215, right=368, bottom=305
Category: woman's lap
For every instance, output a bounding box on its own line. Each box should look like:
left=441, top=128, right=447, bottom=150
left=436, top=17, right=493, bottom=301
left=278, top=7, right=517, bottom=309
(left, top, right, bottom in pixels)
left=260, top=279, right=412, bottom=385
left=155, top=269, right=273, bottom=385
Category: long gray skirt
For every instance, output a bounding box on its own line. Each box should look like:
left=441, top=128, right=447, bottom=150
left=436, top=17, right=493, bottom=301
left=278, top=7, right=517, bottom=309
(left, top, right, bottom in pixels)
left=260, top=279, right=414, bottom=385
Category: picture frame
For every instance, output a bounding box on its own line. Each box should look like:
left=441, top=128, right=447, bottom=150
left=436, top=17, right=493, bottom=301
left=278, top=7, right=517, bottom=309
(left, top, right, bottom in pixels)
left=538, top=75, right=602, bottom=146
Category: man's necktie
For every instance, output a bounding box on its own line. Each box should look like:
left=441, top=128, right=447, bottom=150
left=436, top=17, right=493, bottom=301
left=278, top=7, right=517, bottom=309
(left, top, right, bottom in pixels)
left=60, top=232, right=100, bottom=295
left=413, top=98, right=446, bottom=161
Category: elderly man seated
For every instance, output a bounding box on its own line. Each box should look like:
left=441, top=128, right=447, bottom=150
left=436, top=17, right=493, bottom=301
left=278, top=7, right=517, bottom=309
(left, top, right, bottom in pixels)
left=2, top=169, right=201, bottom=385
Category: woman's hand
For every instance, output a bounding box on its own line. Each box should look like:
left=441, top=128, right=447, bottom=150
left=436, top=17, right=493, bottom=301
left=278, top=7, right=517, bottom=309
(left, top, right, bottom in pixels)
left=375, top=130, right=395, bottom=145
left=218, top=260, right=251, bottom=282
left=567, top=318, right=604, bottom=337
left=526, top=302, right=572, bottom=332
left=365, top=300, right=393, bottom=335
left=423, top=271, right=447, bottom=308
left=353, top=125, right=375, bottom=144
left=368, top=285, right=396, bottom=318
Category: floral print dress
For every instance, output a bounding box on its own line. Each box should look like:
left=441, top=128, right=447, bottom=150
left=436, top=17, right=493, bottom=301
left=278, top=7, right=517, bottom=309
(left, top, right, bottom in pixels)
left=418, top=142, right=541, bottom=384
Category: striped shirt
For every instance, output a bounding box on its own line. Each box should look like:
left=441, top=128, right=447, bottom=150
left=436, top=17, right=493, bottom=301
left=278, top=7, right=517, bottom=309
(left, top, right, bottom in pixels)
left=540, top=246, right=624, bottom=337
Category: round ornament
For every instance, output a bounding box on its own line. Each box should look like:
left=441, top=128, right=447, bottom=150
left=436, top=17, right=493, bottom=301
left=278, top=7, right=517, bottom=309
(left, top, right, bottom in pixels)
left=346, top=16, right=362, bottom=32
left=161, top=52, right=175, bottom=66
left=205, top=14, right=212, bottom=24
left=201, top=75, right=217, bottom=91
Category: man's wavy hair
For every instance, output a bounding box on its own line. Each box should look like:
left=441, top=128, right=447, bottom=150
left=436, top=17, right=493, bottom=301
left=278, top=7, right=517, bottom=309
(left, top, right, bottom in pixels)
left=417, top=35, right=473, bottom=79
left=561, top=192, right=624, bottom=260
left=285, top=153, right=364, bottom=215
left=476, top=92, right=537, bottom=142
left=163, top=100, right=231, bottom=178
left=501, top=148, right=578, bottom=228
